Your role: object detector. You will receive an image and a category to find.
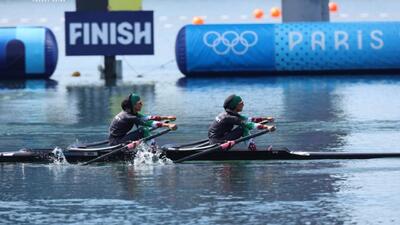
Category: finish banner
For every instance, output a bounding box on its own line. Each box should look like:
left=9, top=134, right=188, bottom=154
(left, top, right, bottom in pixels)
left=65, top=11, right=154, bottom=56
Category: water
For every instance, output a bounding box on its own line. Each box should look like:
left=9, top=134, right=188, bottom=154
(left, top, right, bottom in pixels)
left=1, top=160, right=400, bottom=224
left=2, top=77, right=400, bottom=225
left=2, top=0, right=400, bottom=224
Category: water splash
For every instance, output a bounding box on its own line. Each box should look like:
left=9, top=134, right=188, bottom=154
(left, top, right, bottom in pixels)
left=51, top=147, right=69, bottom=165
left=132, top=143, right=172, bottom=166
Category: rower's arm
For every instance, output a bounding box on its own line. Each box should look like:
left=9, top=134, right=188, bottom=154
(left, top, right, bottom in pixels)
left=242, top=115, right=274, bottom=123
left=244, top=122, right=262, bottom=130
left=238, top=115, right=265, bottom=130
left=141, top=120, right=177, bottom=130
left=143, top=120, right=162, bottom=128
left=238, top=115, right=257, bottom=130
left=244, top=122, right=275, bottom=131
left=138, top=113, right=176, bottom=121
left=137, top=113, right=153, bottom=121
left=125, top=114, right=152, bottom=127
left=145, top=121, right=177, bottom=130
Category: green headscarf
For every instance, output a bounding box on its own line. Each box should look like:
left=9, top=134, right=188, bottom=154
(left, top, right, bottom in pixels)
left=224, top=94, right=242, bottom=110
left=130, top=93, right=141, bottom=106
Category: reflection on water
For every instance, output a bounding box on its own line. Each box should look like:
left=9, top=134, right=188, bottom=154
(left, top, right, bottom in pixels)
left=0, top=79, right=58, bottom=90
left=66, top=83, right=156, bottom=125
left=1, top=159, right=399, bottom=224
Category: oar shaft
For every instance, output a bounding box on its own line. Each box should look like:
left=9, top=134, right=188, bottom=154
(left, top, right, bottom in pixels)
left=81, top=128, right=172, bottom=166
left=233, top=129, right=269, bottom=143
left=142, top=128, right=171, bottom=142
left=75, top=125, right=165, bottom=149
left=175, top=138, right=209, bottom=148
left=173, top=145, right=220, bottom=163
left=173, top=129, right=270, bottom=163
left=78, top=140, right=109, bottom=148
left=80, top=146, right=126, bottom=166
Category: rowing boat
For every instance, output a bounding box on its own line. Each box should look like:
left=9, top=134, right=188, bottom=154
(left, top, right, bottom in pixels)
left=1, top=128, right=399, bottom=163
left=1, top=145, right=400, bottom=163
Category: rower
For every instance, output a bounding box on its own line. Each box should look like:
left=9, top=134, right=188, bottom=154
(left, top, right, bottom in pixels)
left=108, top=93, right=177, bottom=146
left=208, top=94, right=275, bottom=150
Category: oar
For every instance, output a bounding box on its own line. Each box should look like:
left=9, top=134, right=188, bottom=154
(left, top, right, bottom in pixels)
left=74, top=140, right=109, bottom=148
left=173, top=129, right=272, bottom=163
left=81, top=128, right=172, bottom=166
left=73, top=121, right=171, bottom=149
left=162, top=120, right=271, bottom=151
left=161, top=138, right=209, bottom=150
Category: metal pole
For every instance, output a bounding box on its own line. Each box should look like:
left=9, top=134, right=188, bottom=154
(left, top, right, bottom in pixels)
left=75, top=0, right=117, bottom=81
left=104, top=56, right=117, bottom=80
left=282, top=0, right=329, bottom=22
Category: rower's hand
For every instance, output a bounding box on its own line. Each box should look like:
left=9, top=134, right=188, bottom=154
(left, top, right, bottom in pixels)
left=127, top=140, right=142, bottom=150
left=262, top=125, right=276, bottom=132
left=166, top=116, right=176, bottom=121
left=168, top=123, right=178, bottom=130
left=263, top=117, right=274, bottom=123
left=221, top=140, right=235, bottom=150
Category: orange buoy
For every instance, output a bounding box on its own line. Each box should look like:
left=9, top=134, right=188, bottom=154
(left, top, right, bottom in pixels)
left=270, top=7, right=281, bottom=18
left=192, top=16, right=204, bottom=25
left=253, top=9, right=264, bottom=19
left=329, top=2, right=338, bottom=12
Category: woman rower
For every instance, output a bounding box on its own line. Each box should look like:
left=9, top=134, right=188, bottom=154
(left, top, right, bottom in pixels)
left=108, top=93, right=177, bottom=146
left=208, top=94, right=275, bottom=150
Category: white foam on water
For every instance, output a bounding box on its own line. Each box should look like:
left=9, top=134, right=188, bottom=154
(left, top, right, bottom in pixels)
left=131, top=143, right=173, bottom=167
left=51, top=147, right=70, bottom=165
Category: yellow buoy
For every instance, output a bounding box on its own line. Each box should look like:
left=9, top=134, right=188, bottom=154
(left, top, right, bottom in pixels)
left=192, top=16, right=204, bottom=25
left=253, top=9, right=264, bottom=19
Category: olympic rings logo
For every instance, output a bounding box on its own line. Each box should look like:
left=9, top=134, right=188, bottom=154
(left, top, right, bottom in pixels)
left=203, top=31, right=258, bottom=55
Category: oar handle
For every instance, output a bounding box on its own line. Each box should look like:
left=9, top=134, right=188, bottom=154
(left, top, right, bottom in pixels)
left=74, top=125, right=168, bottom=149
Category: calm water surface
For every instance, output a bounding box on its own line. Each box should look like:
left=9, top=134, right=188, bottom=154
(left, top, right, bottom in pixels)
left=1, top=0, right=400, bottom=224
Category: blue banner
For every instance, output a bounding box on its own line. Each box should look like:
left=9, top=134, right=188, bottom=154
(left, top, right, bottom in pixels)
left=176, top=22, right=400, bottom=76
left=65, top=11, right=154, bottom=56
